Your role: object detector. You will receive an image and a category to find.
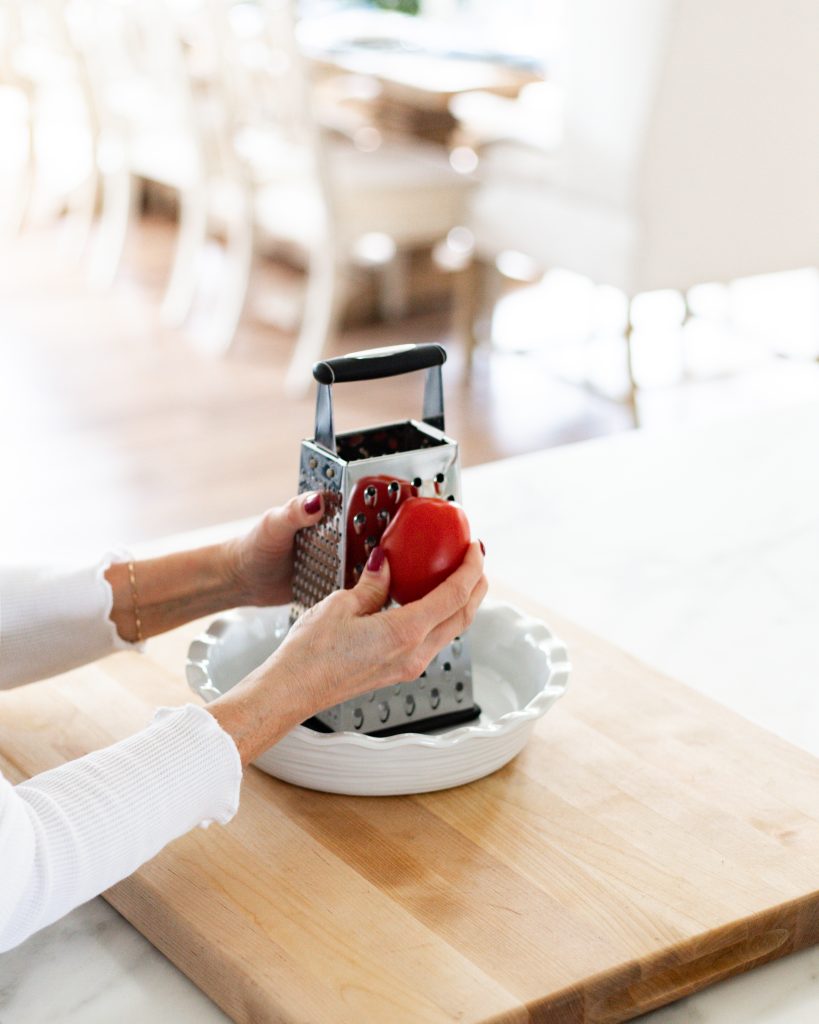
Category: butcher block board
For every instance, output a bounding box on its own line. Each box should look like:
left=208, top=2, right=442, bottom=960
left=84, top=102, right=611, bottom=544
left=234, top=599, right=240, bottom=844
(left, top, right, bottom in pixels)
left=4, top=589, right=819, bottom=1024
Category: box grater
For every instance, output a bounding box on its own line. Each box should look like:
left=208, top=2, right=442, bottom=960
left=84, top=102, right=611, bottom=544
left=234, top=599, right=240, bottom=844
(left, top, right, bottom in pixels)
left=290, top=343, right=480, bottom=736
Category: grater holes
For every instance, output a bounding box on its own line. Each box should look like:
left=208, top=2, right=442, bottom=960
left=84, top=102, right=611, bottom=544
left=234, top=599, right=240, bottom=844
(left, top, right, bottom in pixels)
left=294, top=506, right=341, bottom=613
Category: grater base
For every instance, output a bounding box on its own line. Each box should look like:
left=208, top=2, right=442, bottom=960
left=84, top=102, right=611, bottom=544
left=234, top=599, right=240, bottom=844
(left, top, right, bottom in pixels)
left=302, top=703, right=481, bottom=738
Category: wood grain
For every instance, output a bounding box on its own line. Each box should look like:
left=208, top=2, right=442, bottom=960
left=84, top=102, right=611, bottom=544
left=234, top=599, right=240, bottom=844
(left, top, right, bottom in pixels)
left=3, top=591, right=819, bottom=1023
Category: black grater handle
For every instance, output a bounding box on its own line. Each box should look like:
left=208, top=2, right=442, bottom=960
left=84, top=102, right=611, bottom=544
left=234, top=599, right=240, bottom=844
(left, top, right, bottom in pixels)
left=313, top=344, right=447, bottom=453
left=313, top=343, right=446, bottom=384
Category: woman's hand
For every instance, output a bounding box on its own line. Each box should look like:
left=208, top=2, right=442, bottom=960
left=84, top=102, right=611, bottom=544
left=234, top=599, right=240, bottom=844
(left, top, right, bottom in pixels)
left=224, top=492, right=324, bottom=607
left=106, top=494, right=323, bottom=643
left=206, top=541, right=488, bottom=766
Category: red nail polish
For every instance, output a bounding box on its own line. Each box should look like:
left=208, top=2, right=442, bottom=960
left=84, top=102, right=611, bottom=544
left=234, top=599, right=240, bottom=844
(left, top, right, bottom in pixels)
left=304, top=492, right=321, bottom=515
left=479, top=540, right=486, bottom=557
left=366, top=545, right=385, bottom=573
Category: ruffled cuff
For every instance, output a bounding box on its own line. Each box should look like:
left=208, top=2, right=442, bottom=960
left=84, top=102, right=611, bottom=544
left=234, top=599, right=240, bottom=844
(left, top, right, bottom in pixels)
left=151, top=704, right=243, bottom=828
left=0, top=551, right=144, bottom=690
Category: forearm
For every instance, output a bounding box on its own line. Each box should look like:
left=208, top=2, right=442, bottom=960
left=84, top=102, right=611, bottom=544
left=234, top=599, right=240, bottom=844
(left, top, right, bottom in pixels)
left=105, top=544, right=243, bottom=643
left=206, top=661, right=312, bottom=767
left=0, top=705, right=241, bottom=953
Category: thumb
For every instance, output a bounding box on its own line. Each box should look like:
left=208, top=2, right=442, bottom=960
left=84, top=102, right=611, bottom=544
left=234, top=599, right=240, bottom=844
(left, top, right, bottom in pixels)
left=351, top=545, right=391, bottom=615
left=289, top=491, right=324, bottom=527
left=263, top=492, right=324, bottom=540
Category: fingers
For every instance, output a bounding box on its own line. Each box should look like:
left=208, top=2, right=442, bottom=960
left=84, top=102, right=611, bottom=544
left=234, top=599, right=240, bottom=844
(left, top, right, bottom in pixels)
left=423, top=572, right=488, bottom=656
left=397, top=541, right=485, bottom=634
left=349, top=545, right=391, bottom=615
left=289, top=491, right=324, bottom=526
left=377, top=541, right=486, bottom=674
left=259, top=492, right=324, bottom=539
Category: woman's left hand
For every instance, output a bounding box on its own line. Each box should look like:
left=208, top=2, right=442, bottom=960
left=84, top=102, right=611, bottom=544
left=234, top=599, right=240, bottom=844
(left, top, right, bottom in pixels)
left=224, top=492, right=324, bottom=607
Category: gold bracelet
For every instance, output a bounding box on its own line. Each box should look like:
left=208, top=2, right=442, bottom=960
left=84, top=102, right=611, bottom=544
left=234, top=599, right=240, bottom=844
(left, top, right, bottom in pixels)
left=127, top=560, right=144, bottom=643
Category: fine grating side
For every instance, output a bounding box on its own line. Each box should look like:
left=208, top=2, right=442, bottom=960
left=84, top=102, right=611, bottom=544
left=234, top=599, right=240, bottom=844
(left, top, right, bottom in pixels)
left=290, top=453, right=343, bottom=620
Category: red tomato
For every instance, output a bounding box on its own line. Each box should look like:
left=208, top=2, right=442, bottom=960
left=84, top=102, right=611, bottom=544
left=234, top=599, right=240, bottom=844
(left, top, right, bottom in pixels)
left=380, top=497, right=471, bottom=605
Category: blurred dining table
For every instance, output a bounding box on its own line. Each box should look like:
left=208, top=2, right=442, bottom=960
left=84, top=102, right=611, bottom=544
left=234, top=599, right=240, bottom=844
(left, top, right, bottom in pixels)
left=297, top=7, right=543, bottom=145
left=2, top=400, right=819, bottom=1022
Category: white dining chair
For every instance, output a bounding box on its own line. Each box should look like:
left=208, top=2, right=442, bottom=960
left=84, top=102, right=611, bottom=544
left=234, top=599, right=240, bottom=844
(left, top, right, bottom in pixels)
left=212, top=0, right=472, bottom=393
left=458, top=0, right=819, bottom=398
left=0, top=1, right=34, bottom=238
left=1, top=0, right=98, bottom=244
left=72, top=0, right=242, bottom=333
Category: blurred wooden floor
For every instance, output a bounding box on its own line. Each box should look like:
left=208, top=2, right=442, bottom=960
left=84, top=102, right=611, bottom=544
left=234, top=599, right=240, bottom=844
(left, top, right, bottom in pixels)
left=2, top=215, right=818, bottom=561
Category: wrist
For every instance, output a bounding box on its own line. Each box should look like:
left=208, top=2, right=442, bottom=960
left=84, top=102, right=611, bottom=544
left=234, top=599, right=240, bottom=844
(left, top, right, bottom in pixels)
left=105, top=561, right=143, bottom=644
left=106, top=544, right=245, bottom=643
left=205, top=661, right=311, bottom=766
left=205, top=699, right=255, bottom=767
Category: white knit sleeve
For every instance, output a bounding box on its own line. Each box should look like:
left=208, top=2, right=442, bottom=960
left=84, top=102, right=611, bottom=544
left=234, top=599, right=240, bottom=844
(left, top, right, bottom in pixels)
left=0, top=553, right=143, bottom=690
left=0, top=703, right=242, bottom=953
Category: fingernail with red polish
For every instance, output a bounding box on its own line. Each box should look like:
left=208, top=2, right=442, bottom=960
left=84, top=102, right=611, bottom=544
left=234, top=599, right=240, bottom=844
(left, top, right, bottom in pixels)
left=479, top=540, right=486, bottom=557
left=304, top=492, right=321, bottom=515
left=366, top=545, right=385, bottom=573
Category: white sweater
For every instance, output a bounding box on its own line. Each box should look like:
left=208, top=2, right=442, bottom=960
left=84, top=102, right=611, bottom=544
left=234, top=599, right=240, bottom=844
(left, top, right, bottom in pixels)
left=0, top=555, right=243, bottom=952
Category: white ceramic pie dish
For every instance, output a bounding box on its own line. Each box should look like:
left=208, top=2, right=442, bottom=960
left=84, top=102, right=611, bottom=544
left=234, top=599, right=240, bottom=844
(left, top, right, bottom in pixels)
left=186, top=599, right=570, bottom=796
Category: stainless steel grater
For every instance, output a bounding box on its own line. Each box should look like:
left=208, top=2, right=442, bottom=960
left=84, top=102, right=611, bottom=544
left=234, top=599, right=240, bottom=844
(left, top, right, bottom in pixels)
left=290, top=343, right=480, bottom=736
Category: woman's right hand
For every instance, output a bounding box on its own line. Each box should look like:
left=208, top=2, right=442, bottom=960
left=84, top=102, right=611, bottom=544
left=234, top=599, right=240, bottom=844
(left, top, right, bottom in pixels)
left=206, top=542, right=487, bottom=766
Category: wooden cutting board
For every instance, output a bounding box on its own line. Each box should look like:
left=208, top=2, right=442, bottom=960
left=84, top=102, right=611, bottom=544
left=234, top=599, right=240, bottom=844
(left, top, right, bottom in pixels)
left=3, top=588, right=819, bottom=1023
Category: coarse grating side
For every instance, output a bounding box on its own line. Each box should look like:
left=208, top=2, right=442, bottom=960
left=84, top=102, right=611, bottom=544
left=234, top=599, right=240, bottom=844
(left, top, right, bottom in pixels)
left=318, top=635, right=474, bottom=735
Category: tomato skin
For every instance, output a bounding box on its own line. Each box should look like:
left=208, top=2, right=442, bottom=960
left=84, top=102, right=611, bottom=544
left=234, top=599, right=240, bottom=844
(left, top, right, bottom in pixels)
left=380, top=497, right=471, bottom=605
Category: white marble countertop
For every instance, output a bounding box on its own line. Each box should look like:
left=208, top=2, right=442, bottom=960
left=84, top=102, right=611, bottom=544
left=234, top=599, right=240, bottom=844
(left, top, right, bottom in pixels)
left=3, top=401, right=819, bottom=1023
